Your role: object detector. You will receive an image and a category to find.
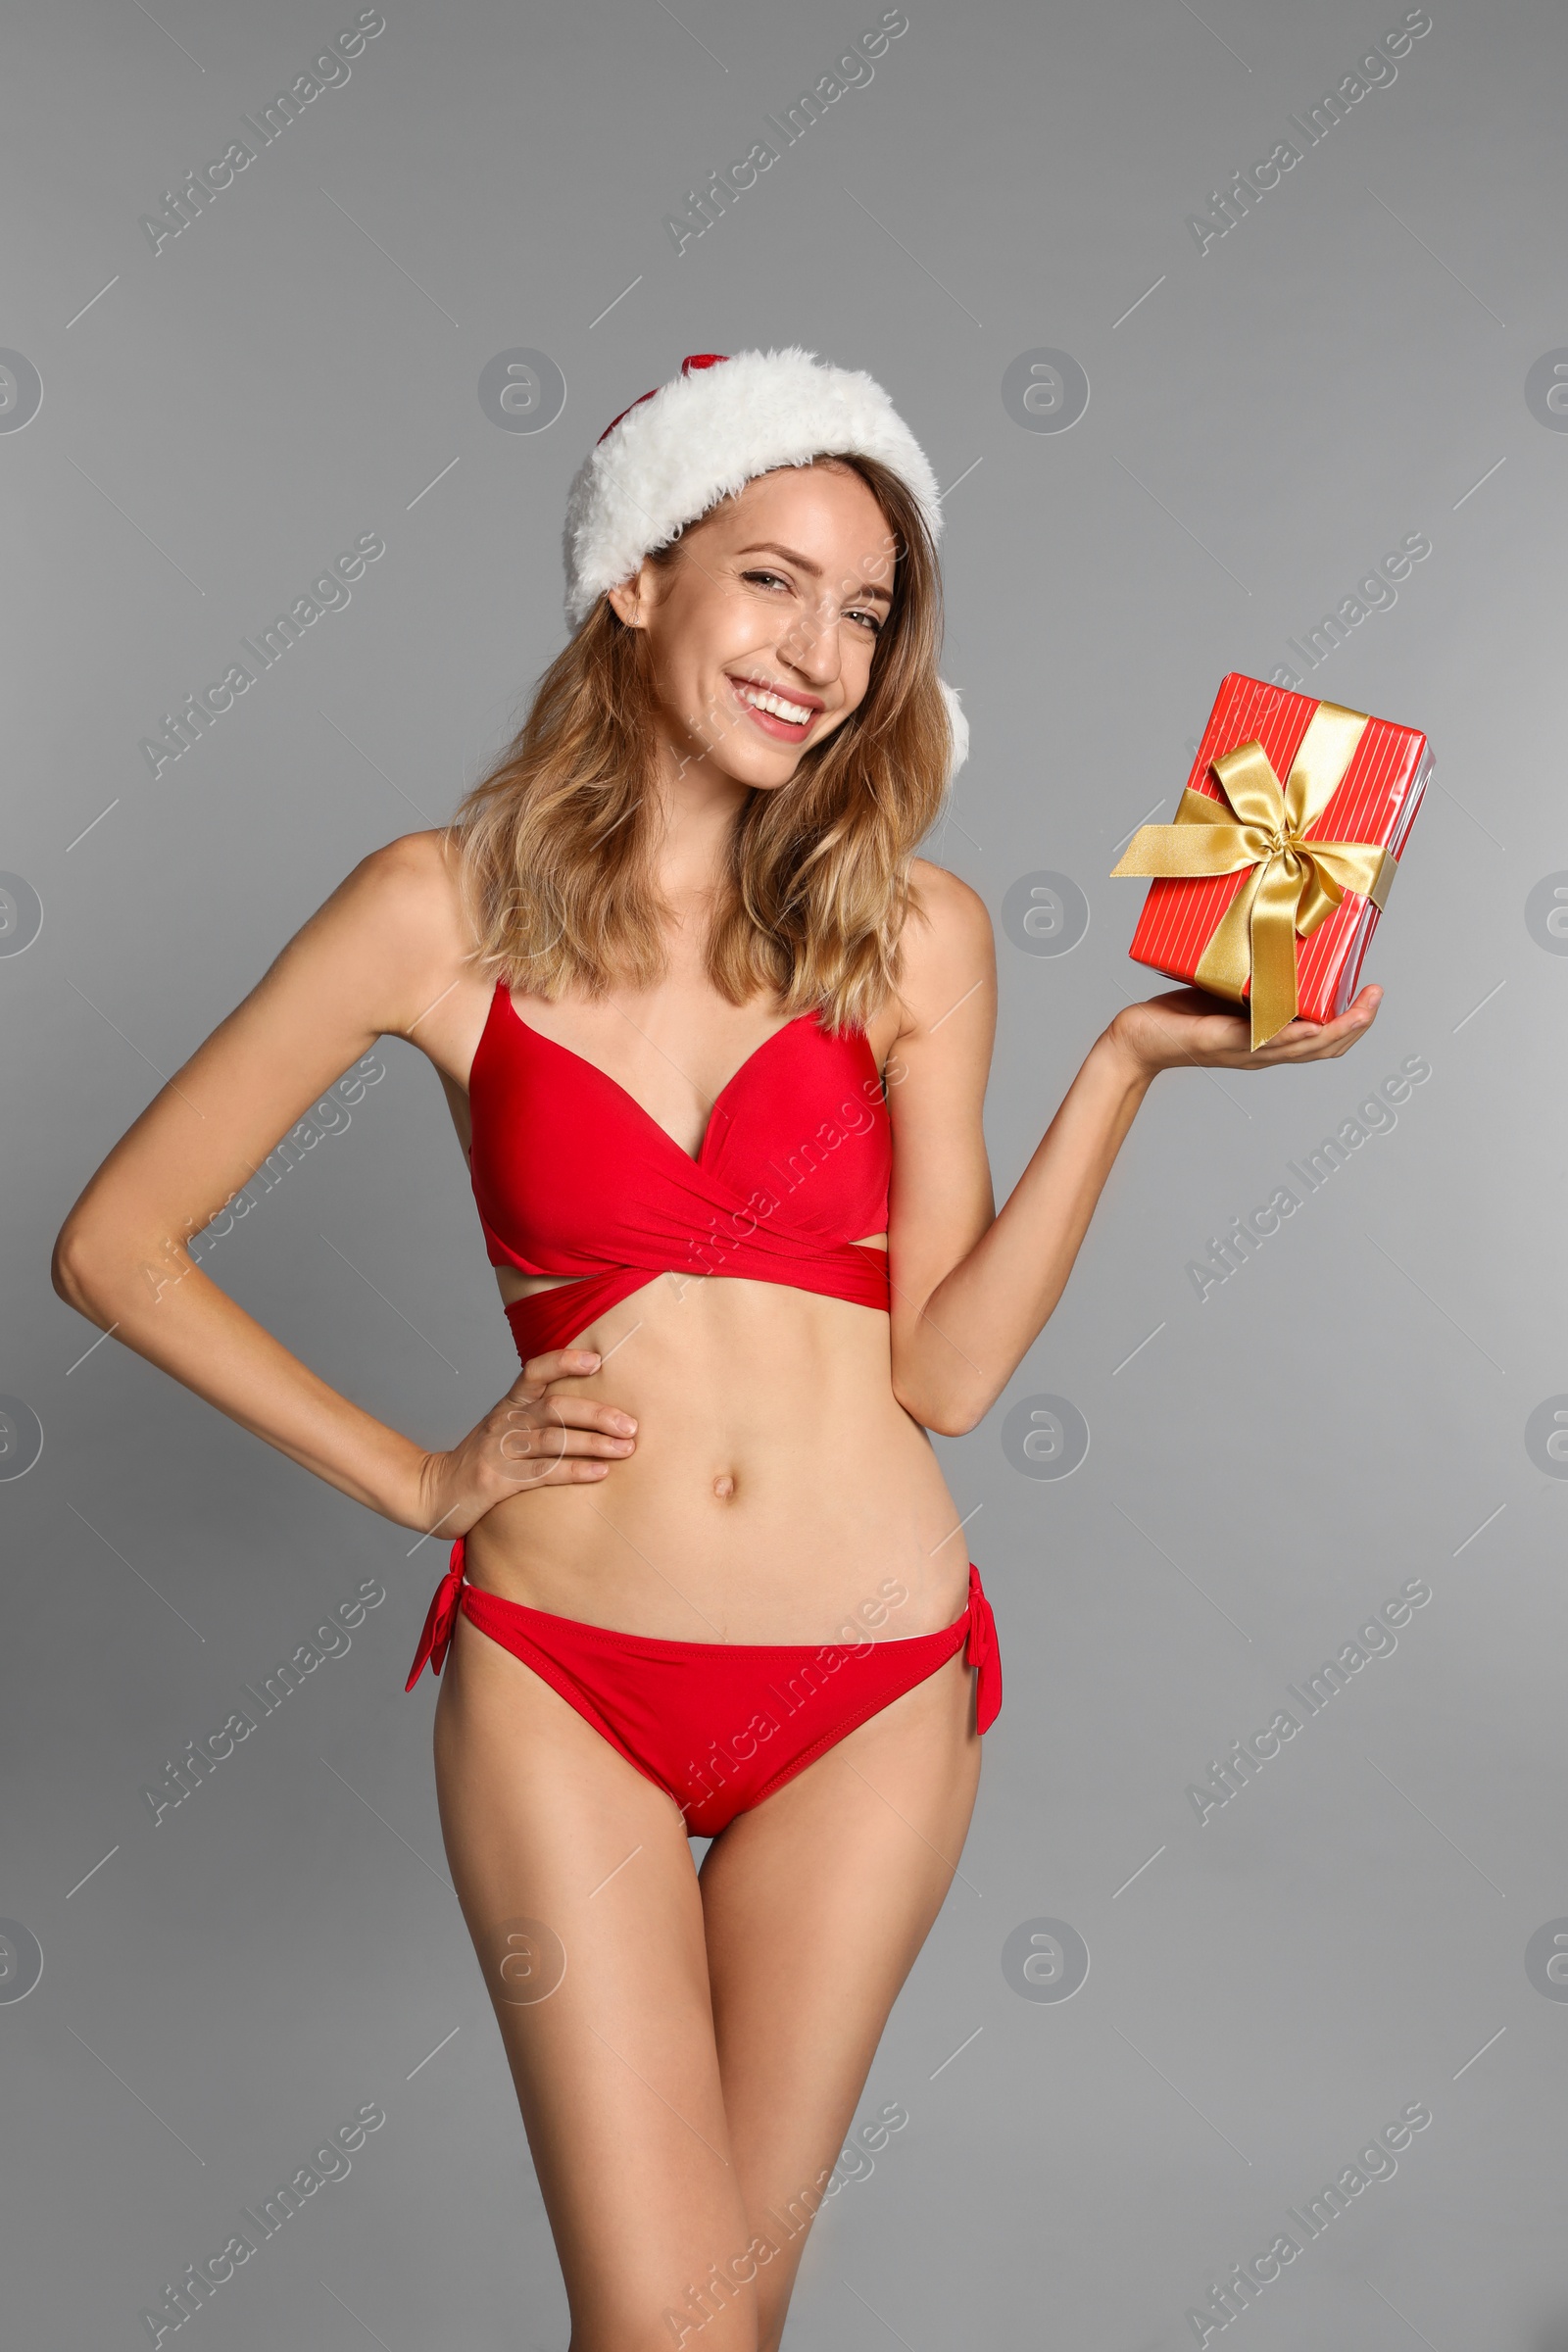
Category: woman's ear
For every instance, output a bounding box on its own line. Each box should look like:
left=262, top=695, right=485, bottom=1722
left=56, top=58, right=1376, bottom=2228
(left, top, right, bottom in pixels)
left=606, top=575, right=643, bottom=628
left=606, top=559, right=661, bottom=629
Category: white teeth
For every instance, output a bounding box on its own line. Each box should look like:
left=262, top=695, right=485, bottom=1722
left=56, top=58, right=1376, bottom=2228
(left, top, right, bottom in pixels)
left=736, top=681, right=813, bottom=726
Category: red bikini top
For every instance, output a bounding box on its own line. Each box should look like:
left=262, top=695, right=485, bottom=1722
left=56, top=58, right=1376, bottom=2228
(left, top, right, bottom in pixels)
left=468, top=980, right=893, bottom=1364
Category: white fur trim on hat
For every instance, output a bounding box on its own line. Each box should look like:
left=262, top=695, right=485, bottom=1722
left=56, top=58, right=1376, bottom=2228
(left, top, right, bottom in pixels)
left=939, top=680, right=969, bottom=779
left=562, top=346, right=968, bottom=779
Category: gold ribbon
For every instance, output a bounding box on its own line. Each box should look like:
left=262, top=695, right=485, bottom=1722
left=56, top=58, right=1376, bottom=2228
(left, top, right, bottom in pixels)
left=1111, top=699, right=1396, bottom=1048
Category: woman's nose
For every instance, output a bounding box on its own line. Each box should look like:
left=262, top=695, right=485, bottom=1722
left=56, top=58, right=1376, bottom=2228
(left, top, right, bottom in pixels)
left=778, top=599, right=842, bottom=683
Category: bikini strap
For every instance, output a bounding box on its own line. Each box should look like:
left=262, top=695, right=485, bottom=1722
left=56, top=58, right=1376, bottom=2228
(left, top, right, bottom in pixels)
left=963, top=1563, right=1003, bottom=1734
left=405, top=1536, right=467, bottom=1690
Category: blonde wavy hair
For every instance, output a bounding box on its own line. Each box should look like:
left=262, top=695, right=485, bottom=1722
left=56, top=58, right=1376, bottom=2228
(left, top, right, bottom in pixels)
left=452, top=452, right=954, bottom=1034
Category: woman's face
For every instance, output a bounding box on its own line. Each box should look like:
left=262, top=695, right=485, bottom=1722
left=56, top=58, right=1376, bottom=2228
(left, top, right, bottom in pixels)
left=607, top=459, right=898, bottom=793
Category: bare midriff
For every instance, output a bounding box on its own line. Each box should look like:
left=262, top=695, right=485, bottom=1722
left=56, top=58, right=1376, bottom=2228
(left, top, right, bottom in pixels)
left=460, top=1238, right=973, bottom=1646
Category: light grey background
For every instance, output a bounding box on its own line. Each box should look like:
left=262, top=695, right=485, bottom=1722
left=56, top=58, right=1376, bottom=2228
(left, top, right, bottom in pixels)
left=3, top=1, right=1564, bottom=2344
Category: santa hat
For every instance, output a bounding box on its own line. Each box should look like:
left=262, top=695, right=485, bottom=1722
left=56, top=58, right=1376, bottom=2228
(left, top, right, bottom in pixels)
left=562, top=347, right=968, bottom=777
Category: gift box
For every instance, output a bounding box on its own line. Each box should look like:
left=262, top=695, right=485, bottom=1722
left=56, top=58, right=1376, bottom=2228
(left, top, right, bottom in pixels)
left=1111, top=672, right=1431, bottom=1048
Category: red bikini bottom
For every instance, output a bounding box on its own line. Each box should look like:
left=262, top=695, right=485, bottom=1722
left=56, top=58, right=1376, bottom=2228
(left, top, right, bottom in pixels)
left=405, top=1537, right=1002, bottom=1838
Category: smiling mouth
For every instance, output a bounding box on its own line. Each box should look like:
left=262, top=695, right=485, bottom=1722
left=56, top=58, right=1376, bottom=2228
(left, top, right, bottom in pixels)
left=727, top=674, right=823, bottom=737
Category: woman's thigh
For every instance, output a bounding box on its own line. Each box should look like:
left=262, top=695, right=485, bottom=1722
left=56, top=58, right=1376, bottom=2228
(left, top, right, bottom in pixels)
left=431, top=1607, right=763, bottom=2352
left=697, top=1647, right=984, bottom=2348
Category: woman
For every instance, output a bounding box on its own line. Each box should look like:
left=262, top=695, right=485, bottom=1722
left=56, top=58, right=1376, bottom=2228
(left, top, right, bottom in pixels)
left=53, top=347, right=1380, bottom=2351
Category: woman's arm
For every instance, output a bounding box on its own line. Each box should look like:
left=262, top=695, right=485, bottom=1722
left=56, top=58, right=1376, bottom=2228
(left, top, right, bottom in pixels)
left=884, top=860, right=1382, bottom=1436
left=51, top=831, right=634, bottom=1531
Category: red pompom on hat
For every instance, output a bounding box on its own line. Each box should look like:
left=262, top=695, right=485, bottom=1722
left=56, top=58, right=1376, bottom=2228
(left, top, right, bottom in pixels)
left=562, top=347, right=967, bottom=777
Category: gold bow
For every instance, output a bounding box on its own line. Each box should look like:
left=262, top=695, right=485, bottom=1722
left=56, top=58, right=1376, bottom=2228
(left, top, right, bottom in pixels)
left=1111, top=699, right=1396, bottom=1048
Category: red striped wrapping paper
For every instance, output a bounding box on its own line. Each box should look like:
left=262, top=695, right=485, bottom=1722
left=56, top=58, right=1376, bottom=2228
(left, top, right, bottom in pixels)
left=1125, top=672, right=1431, bottom=1024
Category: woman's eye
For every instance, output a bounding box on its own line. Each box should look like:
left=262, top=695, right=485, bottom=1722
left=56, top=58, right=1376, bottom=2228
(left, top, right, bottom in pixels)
left=743, top=571, right=881, bottom=633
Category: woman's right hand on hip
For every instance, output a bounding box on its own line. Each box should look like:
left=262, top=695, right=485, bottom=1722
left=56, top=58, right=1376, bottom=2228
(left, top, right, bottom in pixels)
left=412, top=1347, right=637, bottom=1536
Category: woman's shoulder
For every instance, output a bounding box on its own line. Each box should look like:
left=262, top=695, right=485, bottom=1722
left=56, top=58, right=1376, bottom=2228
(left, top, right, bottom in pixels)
left=309, top=827, right=480, bottom=1028
left=903, top=857, right=994, bottom=977
left=337, top=827, right=472, bottom=953
left=892, top=857, right=997, bottom=1044
left=351, top=822, right=462, bottom=896
left=906, top=856, right=991, bottom=933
